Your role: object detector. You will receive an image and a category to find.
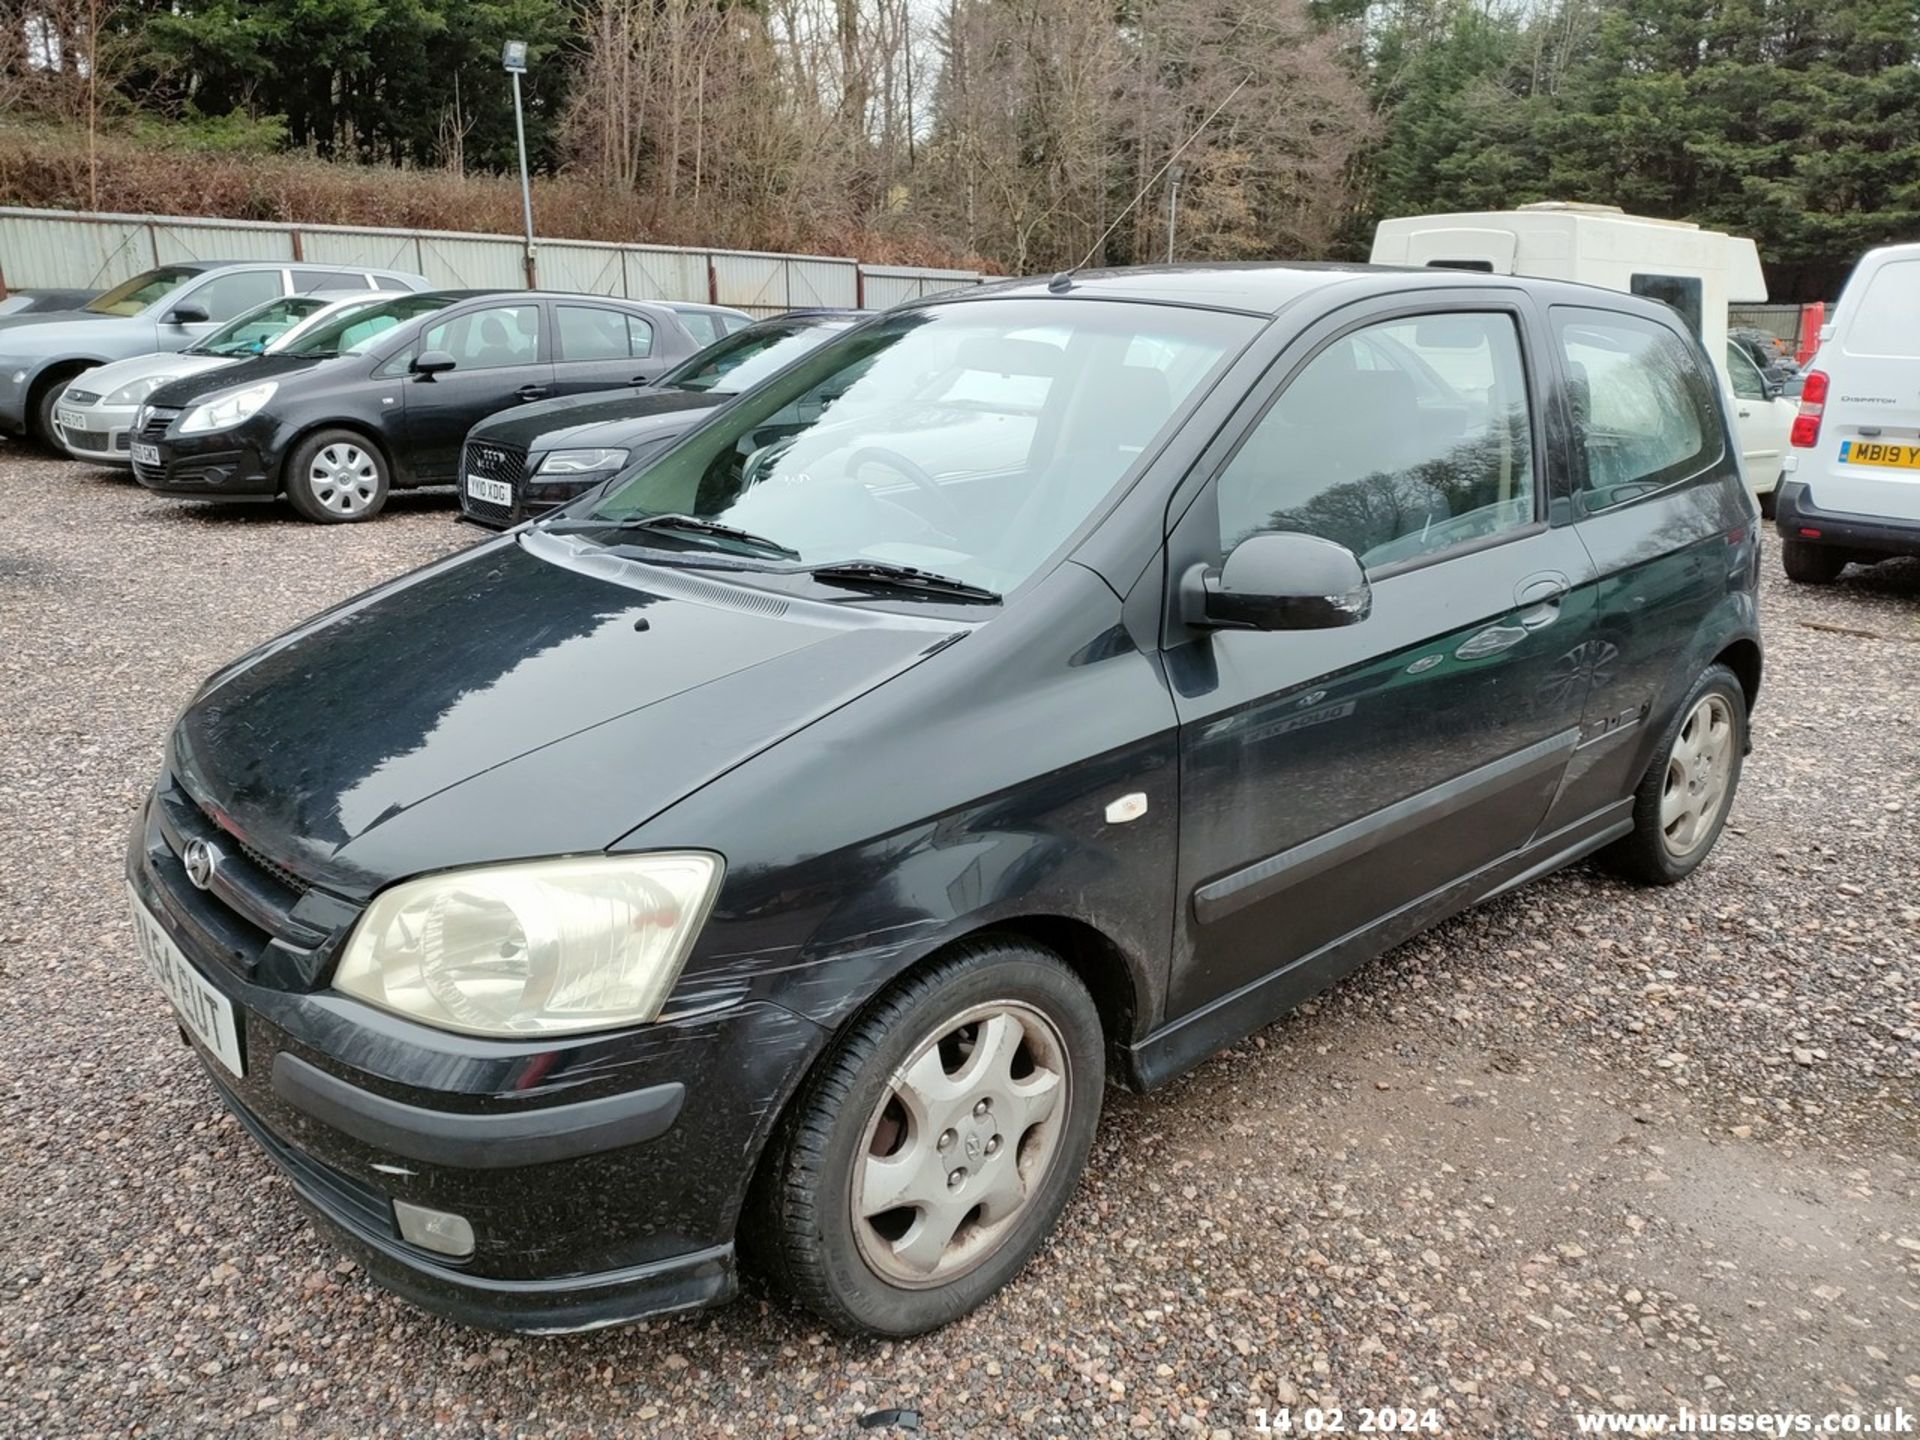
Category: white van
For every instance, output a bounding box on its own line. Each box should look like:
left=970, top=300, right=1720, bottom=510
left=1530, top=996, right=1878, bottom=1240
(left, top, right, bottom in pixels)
left=1371, top=204, right=1797, bottom=505
left=1772, top=244, right=1920, bottom=582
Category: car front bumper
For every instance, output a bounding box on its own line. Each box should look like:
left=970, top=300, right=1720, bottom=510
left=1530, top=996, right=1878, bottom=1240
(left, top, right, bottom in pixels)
left=1775, top=480, right=1920, bottom=559
left=131, top=408, right=278, bottom=498
left=52, top=396, right=137, bottom=463
left=126, top=779, right=826, bottom=1332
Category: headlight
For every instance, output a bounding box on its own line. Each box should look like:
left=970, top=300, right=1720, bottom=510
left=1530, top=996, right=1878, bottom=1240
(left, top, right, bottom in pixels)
left=331, top=852, right=723, bottom=1037
left=106, top=375, right=169, bottom=406
left=537, top=447, right=628, bottom=474
left=178, top=380, right=277, bottom=435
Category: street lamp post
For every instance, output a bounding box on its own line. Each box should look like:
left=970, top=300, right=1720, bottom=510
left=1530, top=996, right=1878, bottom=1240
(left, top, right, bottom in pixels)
left=1166, top=164, right=1184, bottom=265
left=502, top=40, right=536, bottom=289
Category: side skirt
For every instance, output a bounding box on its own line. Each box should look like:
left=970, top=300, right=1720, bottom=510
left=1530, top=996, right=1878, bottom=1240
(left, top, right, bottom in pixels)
left=1119, top=800, right=1633, bottom=1093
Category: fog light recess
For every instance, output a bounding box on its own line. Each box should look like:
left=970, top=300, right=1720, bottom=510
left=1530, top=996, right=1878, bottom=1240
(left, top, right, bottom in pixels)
left=393, top=1199, right=476, bottom=1258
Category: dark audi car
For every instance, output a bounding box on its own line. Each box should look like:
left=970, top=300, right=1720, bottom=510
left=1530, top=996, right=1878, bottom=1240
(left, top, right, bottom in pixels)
left=128, top=265, right=1760, bottom=1337
left=461, top=309, right=861, bottom=527
left=130, top=290, right=723, bottom=522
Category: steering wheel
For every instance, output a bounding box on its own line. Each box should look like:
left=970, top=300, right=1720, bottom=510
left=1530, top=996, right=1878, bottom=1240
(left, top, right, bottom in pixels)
left=845, top=445, right=965, bottom=532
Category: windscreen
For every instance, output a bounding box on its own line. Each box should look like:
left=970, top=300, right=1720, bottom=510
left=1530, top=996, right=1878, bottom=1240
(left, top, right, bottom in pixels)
left=84, top=267, right=199, bottom=317
left=279, top=293, right=455, bottom=357
left=585, top=298, right=1255, bottom=594
left=189, top=295, right=332, bottom=357
left=660, top=320, right=852, bottom=394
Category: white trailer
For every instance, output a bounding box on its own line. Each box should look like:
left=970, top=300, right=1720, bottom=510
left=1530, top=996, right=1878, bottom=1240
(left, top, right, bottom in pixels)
left=1370, top=202, right=1789, bottom=500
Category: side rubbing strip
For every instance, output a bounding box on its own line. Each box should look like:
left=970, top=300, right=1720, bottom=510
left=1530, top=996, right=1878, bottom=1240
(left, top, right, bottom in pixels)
left=1191, top=727, right=1580, bottom=927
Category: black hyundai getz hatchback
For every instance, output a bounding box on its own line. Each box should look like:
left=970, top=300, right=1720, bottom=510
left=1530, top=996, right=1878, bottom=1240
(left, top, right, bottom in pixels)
left=128, top=265, right=1760, bottom=1337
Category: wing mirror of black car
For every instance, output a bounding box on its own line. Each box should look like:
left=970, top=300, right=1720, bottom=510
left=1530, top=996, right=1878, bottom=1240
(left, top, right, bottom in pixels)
left=1180, top=532, right=1373, bottom=632
left=165, top=302, right=209, bottom=326
left=411, top=350, right=457, bottom=379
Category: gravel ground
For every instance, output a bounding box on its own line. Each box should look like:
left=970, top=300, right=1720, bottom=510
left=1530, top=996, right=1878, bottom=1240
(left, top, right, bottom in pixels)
left=0, top=456, right=1915, bottom=1439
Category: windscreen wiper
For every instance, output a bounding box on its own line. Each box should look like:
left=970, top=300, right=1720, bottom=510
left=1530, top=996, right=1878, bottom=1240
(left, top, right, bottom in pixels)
left=539, top=511, right=799, bottom=560
left=808, top=560, right=1000, bottom=603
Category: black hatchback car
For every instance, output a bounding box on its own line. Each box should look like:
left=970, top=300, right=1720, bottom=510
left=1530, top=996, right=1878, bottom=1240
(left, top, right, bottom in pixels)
left=130, top=291, right=722, bottom=522
left=128, top=265, right=1760, bottom=1338
left=460, top=309, right=861, bottom=527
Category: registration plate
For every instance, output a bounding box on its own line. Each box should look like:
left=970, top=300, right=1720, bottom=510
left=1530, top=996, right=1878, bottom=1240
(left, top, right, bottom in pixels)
left=128, top=886, right=244, bottom=1077
left=55, top=406, right=85, bottom=431
left=466, top=474, right=514, bottom=507
left=131, top=442, right=161, bottom=466
left=1839, top=440, right=1920, bottom=470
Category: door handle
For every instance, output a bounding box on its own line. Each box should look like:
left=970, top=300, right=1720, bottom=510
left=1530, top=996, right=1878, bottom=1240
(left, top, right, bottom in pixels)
left=515, top=385, right=548, bottom=402
left=1737, top=406, right=1753, bottom=418
left=1514, top=572, right=1568, bottom=630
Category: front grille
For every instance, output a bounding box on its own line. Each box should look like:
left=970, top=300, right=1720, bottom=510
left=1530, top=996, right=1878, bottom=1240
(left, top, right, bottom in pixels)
left=139, top=406, right=180, bottom=441
left=460, top=439, right=527, bottom=527
left=148, top=774, right=327, bottom=972
left=204, top=1069, right=398, bottom=1244
left=63, top=388, right=100, bottom=405
left=58, top=426, right=113, bottom=451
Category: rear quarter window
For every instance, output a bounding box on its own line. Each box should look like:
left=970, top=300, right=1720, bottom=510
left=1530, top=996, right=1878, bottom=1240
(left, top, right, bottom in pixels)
left=1553, top=306, right=1723, bottom=510
left=1839, top=259, right=1920, bottom=358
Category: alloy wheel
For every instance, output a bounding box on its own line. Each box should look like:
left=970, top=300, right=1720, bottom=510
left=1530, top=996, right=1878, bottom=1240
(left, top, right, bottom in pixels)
left=1660, top=692, right=1735, bottom=858
left=850, top=1000, right=1071, bottom=1289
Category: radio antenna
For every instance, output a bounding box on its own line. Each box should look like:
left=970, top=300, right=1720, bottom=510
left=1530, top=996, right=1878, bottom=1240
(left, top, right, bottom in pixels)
left=1068, top=73, right=1251, bottom=277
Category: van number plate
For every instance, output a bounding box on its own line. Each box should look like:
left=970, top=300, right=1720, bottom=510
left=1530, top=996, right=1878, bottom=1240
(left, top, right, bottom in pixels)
left=1839, top=440, right=1920, bottom=470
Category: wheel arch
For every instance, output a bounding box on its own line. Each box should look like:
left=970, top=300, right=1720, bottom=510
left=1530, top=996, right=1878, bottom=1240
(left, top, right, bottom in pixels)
left=1712, top=636, right=1762, bottom=717
left=26, top=357, right=103, bottom=425
left=274, top=418, right=396, bottom=494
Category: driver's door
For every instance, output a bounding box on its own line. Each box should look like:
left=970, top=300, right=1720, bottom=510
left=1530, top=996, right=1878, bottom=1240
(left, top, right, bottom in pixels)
left=1163, top=297, right=1600, bottom=1019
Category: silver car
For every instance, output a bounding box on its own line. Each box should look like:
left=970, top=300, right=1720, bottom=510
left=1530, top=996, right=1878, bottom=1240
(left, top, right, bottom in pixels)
left=0, top=260, right=428, bottom=446
left=53, top=291, right=409, bottom=465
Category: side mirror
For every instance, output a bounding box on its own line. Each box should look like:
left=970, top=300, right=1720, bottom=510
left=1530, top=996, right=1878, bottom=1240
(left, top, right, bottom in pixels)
left=411, top=350, right=457, bottom=379
left=165, top=302, right=210, bottom=326
left=1180, top=532, right=1372, bottom=632
left=1763, top=378, right=1785, bottom=401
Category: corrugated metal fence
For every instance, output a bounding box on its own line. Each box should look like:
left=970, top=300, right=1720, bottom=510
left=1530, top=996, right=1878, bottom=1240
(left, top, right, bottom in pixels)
left=0, top=207, right=984, bottom=315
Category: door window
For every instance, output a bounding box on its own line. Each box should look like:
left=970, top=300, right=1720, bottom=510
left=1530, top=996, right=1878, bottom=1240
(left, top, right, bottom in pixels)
left=556, top=305, right=653, bottom=361
left=419, top=305, right=540, bottom=370
left=1725, top=341, right=1768, bottom=401
left=1555, top=309, right=1720, bottom=508
left=293, top=268, right=375, bottom=292
left=189, top=269, right=286, bottom=322
left=677, top=312, right=723, bottom=345
left=1215, top=311, right=1537, bottom=569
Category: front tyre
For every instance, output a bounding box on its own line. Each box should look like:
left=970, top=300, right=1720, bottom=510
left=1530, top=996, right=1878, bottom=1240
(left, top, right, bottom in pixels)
left=750, top=939, right=1104, bottom=1337
left=1600, top=663, right=1747, bottom=886
left=285, top=429, right=390, bottom=523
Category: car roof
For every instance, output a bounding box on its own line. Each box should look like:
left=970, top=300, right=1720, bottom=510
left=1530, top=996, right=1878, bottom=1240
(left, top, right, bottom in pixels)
left=663, top=300, right=753, bottom=316
left=948, top=262, right=1648, bottom=317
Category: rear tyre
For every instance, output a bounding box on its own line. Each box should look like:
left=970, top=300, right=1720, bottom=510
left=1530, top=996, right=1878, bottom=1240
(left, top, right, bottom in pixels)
left=748, top=938, right=1104, bottom=1337
left=1780, top=539, right=1846, bottom=584
left=284, top=429, right=390, bottom=523
left=1600, top=663, right=1746, bottom=887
